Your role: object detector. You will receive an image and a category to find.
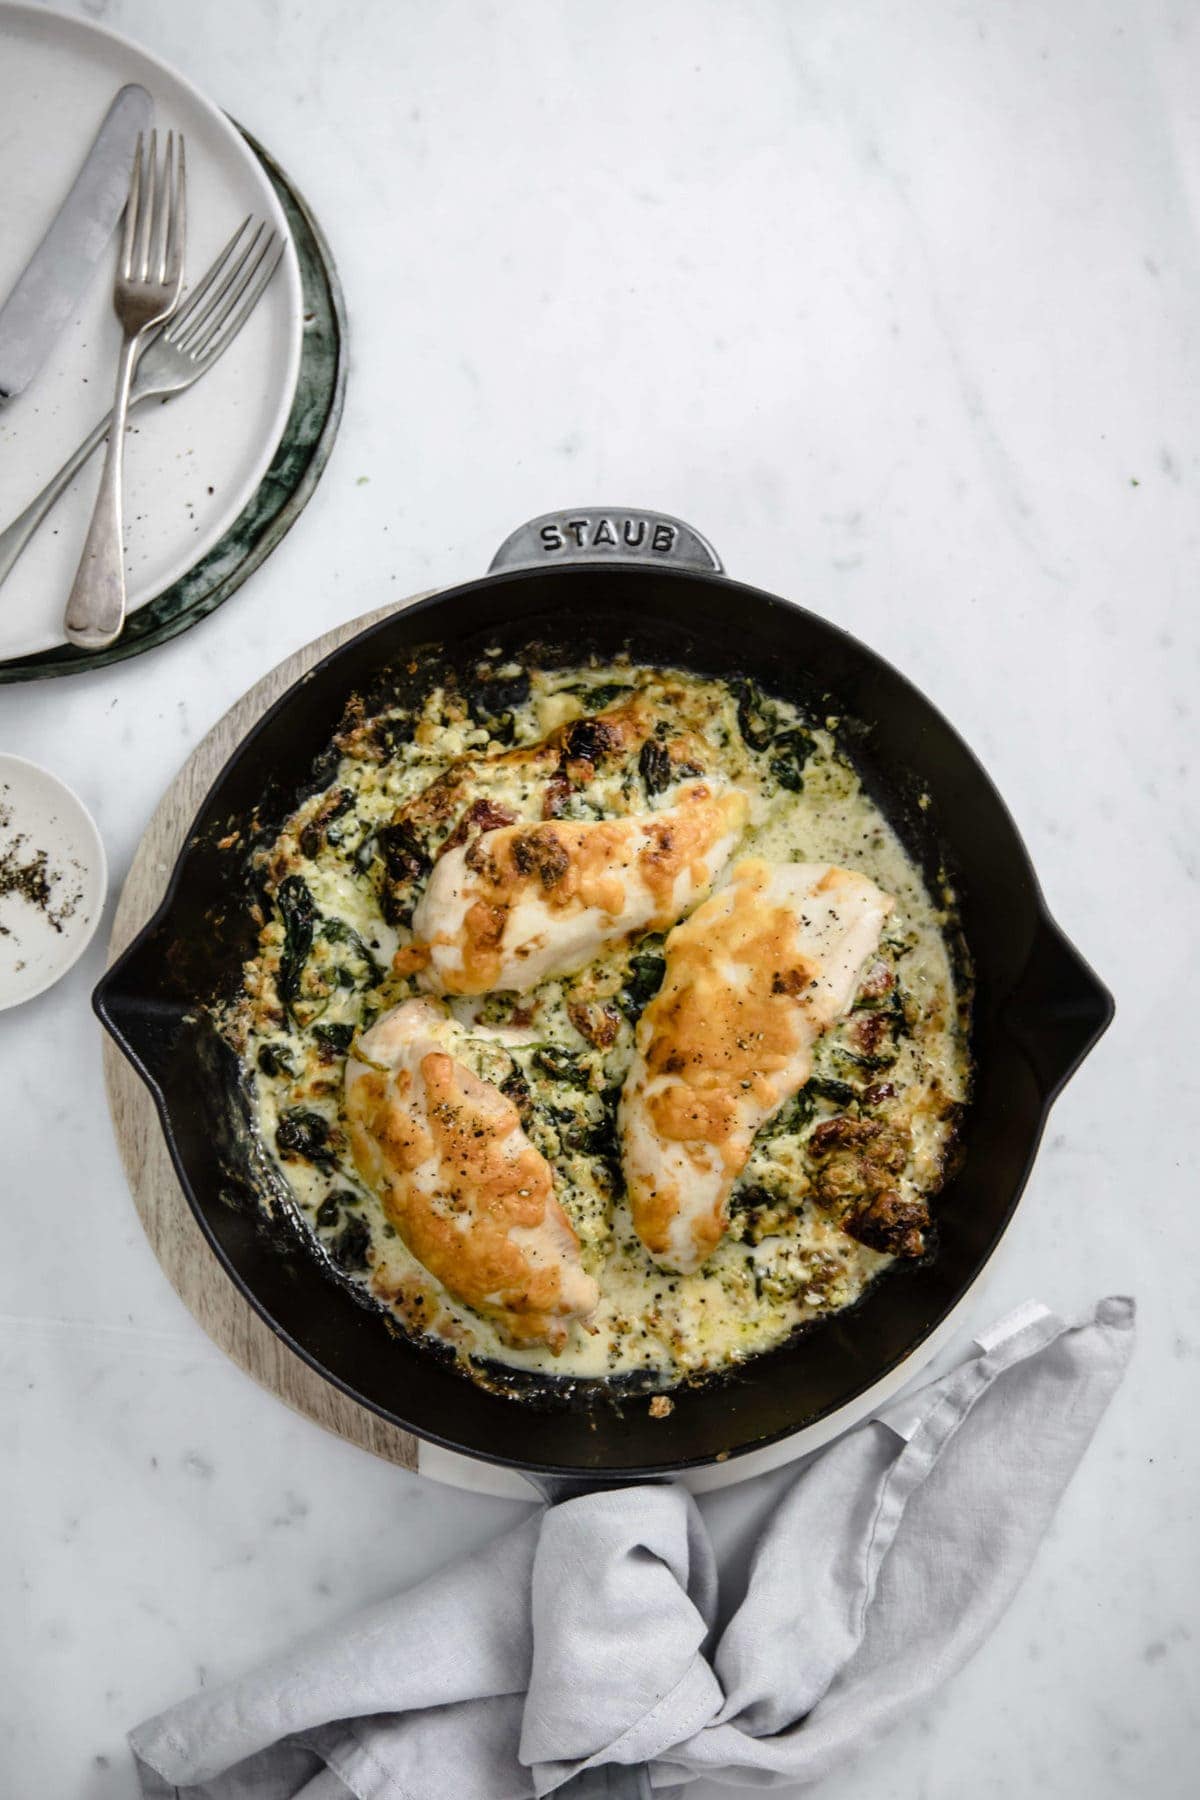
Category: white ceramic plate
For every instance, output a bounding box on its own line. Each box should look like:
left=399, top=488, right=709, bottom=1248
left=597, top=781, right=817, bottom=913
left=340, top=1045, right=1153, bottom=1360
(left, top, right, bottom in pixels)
left=0, top=752, right=106, bottom=1007
left=0, top=2, right=303, bottom=661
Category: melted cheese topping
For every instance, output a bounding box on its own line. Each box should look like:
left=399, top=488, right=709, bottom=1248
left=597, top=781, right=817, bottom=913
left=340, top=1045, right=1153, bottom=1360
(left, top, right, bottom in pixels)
left=620, top=861, right=893, bottom=1272
left=345, top=999, right=598, bottom=1348
left=412, top=782, right=749, bottom=995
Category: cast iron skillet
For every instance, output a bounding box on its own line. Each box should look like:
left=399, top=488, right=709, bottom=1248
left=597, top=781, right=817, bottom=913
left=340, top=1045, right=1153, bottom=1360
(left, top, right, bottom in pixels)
left=96, top=508, right=1113, bottom=1493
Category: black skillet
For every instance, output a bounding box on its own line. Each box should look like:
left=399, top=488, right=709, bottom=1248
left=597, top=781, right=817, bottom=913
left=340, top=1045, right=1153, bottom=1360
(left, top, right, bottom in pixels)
left=96, top=509, right=1111, bottom=1794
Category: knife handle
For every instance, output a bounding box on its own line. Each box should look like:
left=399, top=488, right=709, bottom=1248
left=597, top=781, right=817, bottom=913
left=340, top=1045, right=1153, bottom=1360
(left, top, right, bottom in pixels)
left=64, top=332, right=141, bottom=649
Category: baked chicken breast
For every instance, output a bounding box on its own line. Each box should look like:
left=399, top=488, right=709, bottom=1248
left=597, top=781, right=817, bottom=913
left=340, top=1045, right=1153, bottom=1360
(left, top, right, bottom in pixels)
left=373, top=689, right=715, bottom=927
left=620, top=860, right=894, bottom=1273
left=409, top=781, right=750, bottom=996
left=344, top=999, right=598, bottom=1348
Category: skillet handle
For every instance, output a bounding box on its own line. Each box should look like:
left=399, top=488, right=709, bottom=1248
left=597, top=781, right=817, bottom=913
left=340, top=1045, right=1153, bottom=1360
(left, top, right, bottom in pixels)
left=1002, top=913, right=1115, bottom=1101
left=488, top=507, right=723, bottom=575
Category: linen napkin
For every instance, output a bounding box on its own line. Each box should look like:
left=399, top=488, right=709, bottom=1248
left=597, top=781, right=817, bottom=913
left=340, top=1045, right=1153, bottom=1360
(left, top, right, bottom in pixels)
left=130, top=1295, right=1133, bottom=1798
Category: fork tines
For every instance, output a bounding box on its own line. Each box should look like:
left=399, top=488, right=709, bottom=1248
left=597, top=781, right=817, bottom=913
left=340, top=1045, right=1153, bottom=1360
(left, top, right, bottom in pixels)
left=164, top=218, right=284, bottom=362
left=124, top=129, right=186, bottom=289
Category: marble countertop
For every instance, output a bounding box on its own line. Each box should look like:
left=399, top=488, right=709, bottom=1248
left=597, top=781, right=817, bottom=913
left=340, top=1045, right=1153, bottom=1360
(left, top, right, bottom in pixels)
left=2, top=0, right=1197, bottom=1793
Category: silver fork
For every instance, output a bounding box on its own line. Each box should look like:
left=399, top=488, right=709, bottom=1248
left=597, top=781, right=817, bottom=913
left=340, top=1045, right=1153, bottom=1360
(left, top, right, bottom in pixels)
left=64, top=128, right=186, bottom=650
left=0, top=217, right=283, bottom=597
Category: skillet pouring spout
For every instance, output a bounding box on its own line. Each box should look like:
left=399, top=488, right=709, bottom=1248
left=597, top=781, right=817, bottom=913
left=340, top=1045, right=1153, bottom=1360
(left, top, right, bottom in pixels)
left=96, top=979, right=188, bottom=1093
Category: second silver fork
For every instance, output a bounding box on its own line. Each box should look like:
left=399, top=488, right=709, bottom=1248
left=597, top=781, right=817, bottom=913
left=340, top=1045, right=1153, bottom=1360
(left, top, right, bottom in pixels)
left=65, top=128, right=187, bottom=650
left=0, top=217, right=283, bottom=597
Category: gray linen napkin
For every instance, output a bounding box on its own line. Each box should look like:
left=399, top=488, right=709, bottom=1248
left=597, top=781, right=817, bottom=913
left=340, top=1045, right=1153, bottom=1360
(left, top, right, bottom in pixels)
left=130, top=1295, right=1133, bottom=1798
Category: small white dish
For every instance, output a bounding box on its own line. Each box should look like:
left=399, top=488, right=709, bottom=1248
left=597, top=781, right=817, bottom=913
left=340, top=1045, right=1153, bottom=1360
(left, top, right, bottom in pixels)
left=0, top=753, right=107, bottom=1008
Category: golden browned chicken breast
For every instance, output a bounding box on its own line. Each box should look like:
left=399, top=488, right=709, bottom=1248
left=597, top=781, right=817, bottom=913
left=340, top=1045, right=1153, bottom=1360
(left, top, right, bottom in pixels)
left=620, top=860, right=894, bottom=1273
left=372, top=691, right=718, bottom=928
left=408, top=781, right=750, bottom=996
left=344, top=999, right=598, bottom=1349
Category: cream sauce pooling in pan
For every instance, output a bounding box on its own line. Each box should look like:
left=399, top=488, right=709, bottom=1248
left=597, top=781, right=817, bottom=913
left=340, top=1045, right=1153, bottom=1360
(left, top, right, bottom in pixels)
left=227, top=661, right=970, bottom=1392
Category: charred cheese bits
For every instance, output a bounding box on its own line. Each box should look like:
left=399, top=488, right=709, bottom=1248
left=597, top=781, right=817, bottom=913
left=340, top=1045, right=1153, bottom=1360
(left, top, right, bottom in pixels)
left=344, top=999, right=598, bottom=1349
left=373, top=690, right=715, bottom=931
left=382, top=692, right=658, bottom=841
left=409, top=781, right=750, bottom=996
left=620, top=861, right=894, bottom=1273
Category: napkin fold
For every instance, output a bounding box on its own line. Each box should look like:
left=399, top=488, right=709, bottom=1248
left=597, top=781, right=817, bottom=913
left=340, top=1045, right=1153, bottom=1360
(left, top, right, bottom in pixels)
left=131, top=1296, right=1133, bottom=1799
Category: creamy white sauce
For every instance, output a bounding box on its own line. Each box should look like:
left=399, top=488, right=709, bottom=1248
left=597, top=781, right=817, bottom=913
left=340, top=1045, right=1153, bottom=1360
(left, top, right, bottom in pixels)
left=228, top=663, right=970, bottom=1393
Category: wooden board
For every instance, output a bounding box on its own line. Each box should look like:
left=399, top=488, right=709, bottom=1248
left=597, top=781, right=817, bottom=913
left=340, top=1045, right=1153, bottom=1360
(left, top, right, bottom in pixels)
left=102, top=600, right=434, bottom=1472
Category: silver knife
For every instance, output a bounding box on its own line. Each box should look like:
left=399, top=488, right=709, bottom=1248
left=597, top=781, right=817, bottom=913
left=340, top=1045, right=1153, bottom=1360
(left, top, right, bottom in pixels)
left=0, top=82, right=154, bottom=407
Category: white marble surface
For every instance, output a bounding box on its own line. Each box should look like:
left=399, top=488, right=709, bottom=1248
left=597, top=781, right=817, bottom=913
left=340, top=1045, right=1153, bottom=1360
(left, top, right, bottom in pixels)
left=2, top=0, right=1197, bottom=1793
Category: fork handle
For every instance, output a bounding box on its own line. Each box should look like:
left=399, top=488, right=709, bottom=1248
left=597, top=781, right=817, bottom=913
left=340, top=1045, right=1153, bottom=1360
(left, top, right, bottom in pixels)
left=0, top=335, right=170, bottom=594
left=0, top=409, right=117, bottom=593
left=64, top=330, right=142, bottom=649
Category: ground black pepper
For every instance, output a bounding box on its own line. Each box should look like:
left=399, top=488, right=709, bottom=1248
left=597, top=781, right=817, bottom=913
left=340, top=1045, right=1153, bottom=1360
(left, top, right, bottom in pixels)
left=0, top=802, right=82, bottom=938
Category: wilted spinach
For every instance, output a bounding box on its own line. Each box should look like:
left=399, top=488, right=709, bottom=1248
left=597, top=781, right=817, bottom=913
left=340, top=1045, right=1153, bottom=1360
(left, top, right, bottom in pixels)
left=768, top=728, right=816, bottom=793
left=372, top=712, right=416, bottom=759
left=316, top=1188, right=361, bottom=1229
left=376, top=819, right=430, bottom=886
left=773, top=1088, right=817, bottom=1135
left=299, top=789, right=355, bottom=859
left=549, top=1098, right=616, bottom=1159
left=276, top=876, right=317, bottom=1016
left=329, top=1215, right=372, bottom=1271
left=321, top=916, right=384, bottom=987
left=734, top=679, right=780, bottom=752
left=621, top=946, right=666, bottom=1020
left=376, top=820, right=431, bottom=924
left=809, top=1076, right=858, bottom=1107
left=639, top=739, right=672, bottom=796
left=582, top=1110, right=618, bottom=1159
left=500, top=1065, right=535, bottom=1126
left=729, top=1182, right=790, bottom=1215
left=563, top=681, right=633, bottom=709
left=533, top=1045, right=589, bottom=1086
left=467, top=668, right=531, bottom=740
left=276, top=1108, right=334, bottom=1168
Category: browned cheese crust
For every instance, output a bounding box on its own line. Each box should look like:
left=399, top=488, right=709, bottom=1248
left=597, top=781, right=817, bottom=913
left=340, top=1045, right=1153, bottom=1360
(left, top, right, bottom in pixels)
left=413, top=783, right=744, bottom=995
left=346, top=1049, right=592, bottom=1349
left=629, top=866, right=818, bottom=1262
left=376, top=691, right=712, bottom=923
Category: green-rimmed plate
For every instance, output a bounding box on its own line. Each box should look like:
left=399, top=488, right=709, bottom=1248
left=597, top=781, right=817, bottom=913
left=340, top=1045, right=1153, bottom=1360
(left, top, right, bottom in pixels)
left=0, top=125, right=344, bottom=684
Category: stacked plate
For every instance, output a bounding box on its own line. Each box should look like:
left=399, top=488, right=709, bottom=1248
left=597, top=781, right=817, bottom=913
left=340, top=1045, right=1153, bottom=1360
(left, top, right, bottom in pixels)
left=0, top=1, right=345, bottom=682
